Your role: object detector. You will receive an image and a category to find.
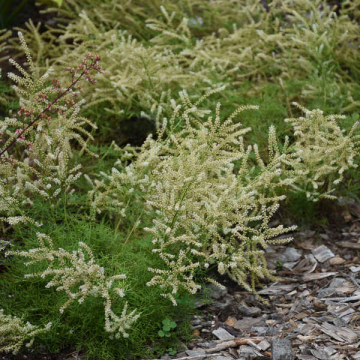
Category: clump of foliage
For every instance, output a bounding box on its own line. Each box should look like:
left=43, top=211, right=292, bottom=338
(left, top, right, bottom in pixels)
left=158, top=318, right=177, bottom=338
left=283, top=103, right=360, bottom=200
left=0, top=2, right=359, bottom=359
left=0, top=32, right=99, bottom=208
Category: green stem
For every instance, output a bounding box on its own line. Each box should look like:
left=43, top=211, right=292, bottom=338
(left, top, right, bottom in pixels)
left=123, top=211, right=144, bottom=245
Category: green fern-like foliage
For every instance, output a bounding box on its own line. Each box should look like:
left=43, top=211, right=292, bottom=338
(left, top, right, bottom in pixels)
left=55, top=10, right=211, bottom=114
left=5, top=232, right=140, bottom=339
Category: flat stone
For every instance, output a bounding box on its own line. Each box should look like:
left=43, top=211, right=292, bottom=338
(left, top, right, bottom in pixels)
left=205, top=284, right=227, bottom=300
left=350, top=266, right=360, bottom=273
left=330, top=354, right=343, bottom=360
left=278, top=247, right=302, bottom=262
left=212, top=327, right=234, bottom=340
left=310, top=348, right=328, bottom=360
left=237, top=304, right=261, bottom=317
left=323, top=347, right=336, bottom=356
left=185, top=349, right=206, bottom=360
left=271, top=338, right=293, bottom=360
left=186, top=348, right=206, bottom=357
left=328, top=277, right=346, bottom=288
left=258, top=339, right=271, bottom=351
left=318, top=278, right=346, bottom=298
left=238, top=345, right=259, bottom=358
left=214, top=357, right=233, bottom=360
left=251, top=326, right=279, bottom=336
left=234, top=317, right=266, bottom=331
left=312, top=245, right=335, bottom=263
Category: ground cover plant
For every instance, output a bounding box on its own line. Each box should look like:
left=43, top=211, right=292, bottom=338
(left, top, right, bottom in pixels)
left=0, top=0, right=359, bottom=359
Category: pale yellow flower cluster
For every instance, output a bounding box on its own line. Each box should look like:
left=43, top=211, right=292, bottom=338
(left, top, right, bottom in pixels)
left=0, top=309, right=51, bottom=355
left=0, top=29, right=11, bottom=64
left=16, top=0, right=360, bottom=115
left=92, top=89, right=298, bottom=303
left=0, top=182, right=42, bottom=228
left=0, top=3, right=358, bottom=347
left=0, top=33, right=98, bottom=213
left=284, top=103, right=360, bottom=201
left=5, top=233, right=140, bottom=339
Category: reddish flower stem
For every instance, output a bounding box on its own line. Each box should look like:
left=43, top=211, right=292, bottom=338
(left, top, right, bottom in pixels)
left=0, top=70, right=86, bottom=160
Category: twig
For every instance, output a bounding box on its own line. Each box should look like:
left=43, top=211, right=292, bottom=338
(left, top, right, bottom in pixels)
left=195, top=338, right=265, bottom=356
left=279, top=78, right=293, bottom=118
left=123, top=212, right=143, bottom=245
left=320, top=295, right=360, bottom=302
left=149, top=337, right=267, bottom=360
left=171, top=355, right=208, bottom=360
left=349, top=274, right=360, bottom=290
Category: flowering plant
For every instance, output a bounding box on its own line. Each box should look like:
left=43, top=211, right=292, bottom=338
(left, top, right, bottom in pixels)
left=0, top=33, right=100, bottom=209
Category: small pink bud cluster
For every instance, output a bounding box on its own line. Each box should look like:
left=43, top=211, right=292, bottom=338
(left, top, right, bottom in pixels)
left=17, top=107, right=34, bottom=122
left=15, top=129, right=25, bottom=139
left=35, top=93, right=48, bottom=102
left=63, top=53, right=103, bottom=85
left=51, top=78, right=61, bottom=90
left=14, top=129, right=33, bottom=150
left=64, top=91, right=79, bottom=108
